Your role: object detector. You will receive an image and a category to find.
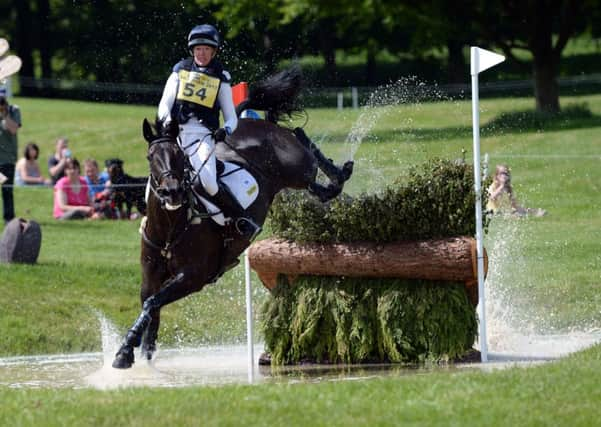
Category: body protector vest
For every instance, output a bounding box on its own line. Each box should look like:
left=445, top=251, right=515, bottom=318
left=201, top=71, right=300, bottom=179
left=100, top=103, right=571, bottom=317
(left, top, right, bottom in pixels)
left=171, top=58, right=230, bottom=131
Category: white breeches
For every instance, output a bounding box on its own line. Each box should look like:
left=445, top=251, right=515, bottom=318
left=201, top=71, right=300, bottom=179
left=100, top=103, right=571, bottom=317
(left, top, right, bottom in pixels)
left=178, top=123, right=219, bottom=196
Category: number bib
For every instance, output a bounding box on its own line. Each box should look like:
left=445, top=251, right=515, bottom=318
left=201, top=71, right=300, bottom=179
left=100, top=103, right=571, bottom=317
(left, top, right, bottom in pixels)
left=176, top=70, right=220, bottom=108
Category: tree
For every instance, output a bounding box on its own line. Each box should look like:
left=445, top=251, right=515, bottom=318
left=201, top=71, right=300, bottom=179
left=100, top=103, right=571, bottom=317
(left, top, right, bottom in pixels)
left=475, top=0, right=594, bottom=113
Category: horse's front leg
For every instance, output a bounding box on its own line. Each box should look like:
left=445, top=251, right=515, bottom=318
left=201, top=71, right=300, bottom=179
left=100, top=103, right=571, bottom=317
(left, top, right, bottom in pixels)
left=112, top=272, right=184, bottom=369
left=141, top=310, right=161, bottom=361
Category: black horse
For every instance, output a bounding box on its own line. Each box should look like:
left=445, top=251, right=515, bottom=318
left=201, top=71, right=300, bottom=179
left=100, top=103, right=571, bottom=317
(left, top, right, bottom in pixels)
left=112, top=68, right=353, bottom=369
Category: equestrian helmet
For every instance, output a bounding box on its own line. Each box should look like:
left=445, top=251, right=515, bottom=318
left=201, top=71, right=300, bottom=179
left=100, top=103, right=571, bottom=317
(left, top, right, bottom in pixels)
left=188, top=24, right=220, bottom=51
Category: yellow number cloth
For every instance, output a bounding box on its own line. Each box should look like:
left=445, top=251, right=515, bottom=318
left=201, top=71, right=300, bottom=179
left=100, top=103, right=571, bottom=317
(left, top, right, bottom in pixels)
left=176, top=70, right=220, bottom=108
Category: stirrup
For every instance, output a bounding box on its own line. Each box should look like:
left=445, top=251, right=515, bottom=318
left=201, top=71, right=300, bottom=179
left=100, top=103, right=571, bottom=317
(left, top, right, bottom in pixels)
left=235, top=217, right=261, bottom=241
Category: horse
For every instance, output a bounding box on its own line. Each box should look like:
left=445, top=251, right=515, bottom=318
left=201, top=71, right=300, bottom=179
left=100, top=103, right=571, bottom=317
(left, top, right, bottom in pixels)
left=112, top=67, right=353, bottom=369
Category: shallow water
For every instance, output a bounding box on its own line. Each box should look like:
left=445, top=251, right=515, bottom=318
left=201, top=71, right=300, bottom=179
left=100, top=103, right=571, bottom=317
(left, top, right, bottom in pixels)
left=0, top=343, right=572, bottom=390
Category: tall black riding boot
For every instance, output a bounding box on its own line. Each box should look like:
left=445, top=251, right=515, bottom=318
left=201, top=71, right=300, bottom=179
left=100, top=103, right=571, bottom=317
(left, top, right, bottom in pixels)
left=212, top=183, right=261, bottom=240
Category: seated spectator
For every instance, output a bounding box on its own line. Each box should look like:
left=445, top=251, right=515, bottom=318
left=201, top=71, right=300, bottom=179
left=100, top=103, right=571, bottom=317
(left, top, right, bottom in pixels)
left=83, top=158, right=109, bottom=199
left=48, top=137, right=71, bottom=184
left=487, top=164, right=546, bottom=217
left=14, top=142, right=51, bottom=186
left=53, top=158, right=98, bottom=220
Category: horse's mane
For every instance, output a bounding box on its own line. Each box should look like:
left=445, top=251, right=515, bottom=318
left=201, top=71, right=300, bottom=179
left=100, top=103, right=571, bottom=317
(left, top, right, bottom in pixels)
left=238, top=66, right=303, bottom=123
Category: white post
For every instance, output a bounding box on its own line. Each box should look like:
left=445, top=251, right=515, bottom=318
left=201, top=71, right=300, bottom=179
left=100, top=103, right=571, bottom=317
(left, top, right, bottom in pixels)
left=244, top=249, right=254, bottom=383
left=351, top=87, right=358, bottom=109
left=337, top=92, right=344, bottom=110
left=470, top=47, right=505, bottom=363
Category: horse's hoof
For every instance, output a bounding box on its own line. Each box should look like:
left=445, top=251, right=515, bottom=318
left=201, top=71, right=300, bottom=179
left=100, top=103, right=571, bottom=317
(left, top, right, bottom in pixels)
left=112, top=347, right=135, bottom=369
left=342, top=161, right=354, bottom=181
left=142, top=342, right=156, bottom=361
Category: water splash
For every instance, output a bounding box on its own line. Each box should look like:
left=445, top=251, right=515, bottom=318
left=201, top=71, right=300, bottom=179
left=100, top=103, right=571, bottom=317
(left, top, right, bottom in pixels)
left=483, top=218, right=601, bottom=360
left=345, top=76, right=449, bottom=161
left=85, top=311, right=265, bottom=389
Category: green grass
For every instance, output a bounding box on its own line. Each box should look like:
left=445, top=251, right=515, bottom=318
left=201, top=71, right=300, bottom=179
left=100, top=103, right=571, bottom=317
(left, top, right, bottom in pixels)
left=1, top=344, right=600, bottom=426
left=1, top=94, right=600, bottom=424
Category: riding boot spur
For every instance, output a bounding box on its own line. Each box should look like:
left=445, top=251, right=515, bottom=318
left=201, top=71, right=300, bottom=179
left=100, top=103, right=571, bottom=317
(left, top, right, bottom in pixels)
left=212, top=182, right=261, bottom=240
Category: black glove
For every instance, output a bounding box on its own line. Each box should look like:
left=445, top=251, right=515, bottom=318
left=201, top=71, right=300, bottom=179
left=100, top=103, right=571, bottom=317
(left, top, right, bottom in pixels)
left=214, top=128, right=227, bottom=142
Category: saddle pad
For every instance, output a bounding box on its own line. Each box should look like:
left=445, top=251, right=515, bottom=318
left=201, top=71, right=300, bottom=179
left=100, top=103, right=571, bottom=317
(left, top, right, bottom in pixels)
left=219, top=161, right=259, bottom=209
left=194, top=162, right=259, bottom=226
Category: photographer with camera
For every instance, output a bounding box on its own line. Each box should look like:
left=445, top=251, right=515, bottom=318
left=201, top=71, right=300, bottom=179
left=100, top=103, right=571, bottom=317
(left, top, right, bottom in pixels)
left=0, top=87, right=21, bottom=224
left=48, top=137, right=71, bottom=184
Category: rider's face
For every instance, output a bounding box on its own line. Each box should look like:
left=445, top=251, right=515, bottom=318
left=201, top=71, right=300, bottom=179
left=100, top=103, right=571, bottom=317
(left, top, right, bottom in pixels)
left=193, top=45, right=216, bottom=67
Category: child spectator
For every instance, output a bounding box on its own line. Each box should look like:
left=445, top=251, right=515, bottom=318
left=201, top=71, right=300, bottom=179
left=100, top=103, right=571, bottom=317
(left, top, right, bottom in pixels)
left=83, top=158, right=109, bottom=199
left=14, top=142, right=51, bottom=186
left=487, top=164, right=546, bottom=217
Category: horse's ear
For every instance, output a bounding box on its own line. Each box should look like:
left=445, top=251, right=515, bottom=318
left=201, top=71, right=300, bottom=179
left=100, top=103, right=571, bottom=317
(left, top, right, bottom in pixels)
left=142, top=118, right=154, bottom=144
left=165, top=119, right=179, bottom=139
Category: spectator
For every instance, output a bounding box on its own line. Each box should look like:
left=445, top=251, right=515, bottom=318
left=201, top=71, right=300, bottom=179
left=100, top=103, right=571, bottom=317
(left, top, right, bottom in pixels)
left=487, top=164, right=546, bottom=217
left=14, top=142, right=51, bottom=186
left=53, top=158, right=97, bottom=220
left=0, top=86, right=21, bottom=224
left=83, top=158, right=108, bottom=199
left=48, top=137, right=71, bottom=184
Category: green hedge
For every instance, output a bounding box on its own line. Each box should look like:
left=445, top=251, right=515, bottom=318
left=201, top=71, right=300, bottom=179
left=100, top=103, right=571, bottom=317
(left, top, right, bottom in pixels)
left=261, top=159, right=489, bottom=364
left=262, top=276, right=478, bottom=365
left=269, top=158, right=490, bottom=243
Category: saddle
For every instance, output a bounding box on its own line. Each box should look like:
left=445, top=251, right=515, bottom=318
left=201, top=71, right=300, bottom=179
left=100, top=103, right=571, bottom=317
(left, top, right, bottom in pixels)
left=189, top=160, right=259, bottom=227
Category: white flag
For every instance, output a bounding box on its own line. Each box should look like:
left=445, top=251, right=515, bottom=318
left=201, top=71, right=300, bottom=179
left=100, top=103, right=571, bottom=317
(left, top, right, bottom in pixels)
left=471, top=47, right=505, bottom=75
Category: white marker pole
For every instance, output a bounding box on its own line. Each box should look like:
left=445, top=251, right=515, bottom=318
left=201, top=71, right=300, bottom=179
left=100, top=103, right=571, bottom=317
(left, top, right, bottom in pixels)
left=470, top=47, right=505, bottom=363
left=244, top=249, right=254, bottom=383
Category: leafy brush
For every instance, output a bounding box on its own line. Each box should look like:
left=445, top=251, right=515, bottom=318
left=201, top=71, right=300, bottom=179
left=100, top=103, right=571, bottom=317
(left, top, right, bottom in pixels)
left=261, top=276, right=477, bottom=365
left=269, top=158, right=490, bottom=243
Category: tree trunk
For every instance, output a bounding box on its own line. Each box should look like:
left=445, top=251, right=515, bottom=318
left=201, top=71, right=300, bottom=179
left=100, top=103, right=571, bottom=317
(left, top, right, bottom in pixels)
left=262, top=33, right=277, bottom=75
left=319, top=18, right=337, bottom=84
left=248, top=237, right=487, bottom=305
left=365, top=43, right=377, bottom=85
left=37, top=0, right=52, bottom=79
left=15, top=0, right=34, bottom=95
left=447, top=39, right=466, bottom=84
left=533, top=54, right=560, bottom=113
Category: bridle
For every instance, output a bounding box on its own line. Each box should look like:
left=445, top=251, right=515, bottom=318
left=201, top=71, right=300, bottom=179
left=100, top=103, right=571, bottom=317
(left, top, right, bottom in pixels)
left=142, top=135, right=193, bottom=259
left=147, top=136, right=189, bottom=209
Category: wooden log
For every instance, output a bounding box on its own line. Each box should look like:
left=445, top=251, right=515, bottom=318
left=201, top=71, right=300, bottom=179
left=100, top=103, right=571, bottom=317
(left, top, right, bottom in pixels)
left=248, top=237, right=487, bottom=306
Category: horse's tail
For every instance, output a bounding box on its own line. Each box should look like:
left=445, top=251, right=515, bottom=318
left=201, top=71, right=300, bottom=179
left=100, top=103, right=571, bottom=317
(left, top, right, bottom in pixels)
left=237, top=66, right=303, bottom=123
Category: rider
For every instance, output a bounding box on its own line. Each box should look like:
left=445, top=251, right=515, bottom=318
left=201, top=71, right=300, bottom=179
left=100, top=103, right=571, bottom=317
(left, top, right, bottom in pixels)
left=157, top=24, right=260, bottom=239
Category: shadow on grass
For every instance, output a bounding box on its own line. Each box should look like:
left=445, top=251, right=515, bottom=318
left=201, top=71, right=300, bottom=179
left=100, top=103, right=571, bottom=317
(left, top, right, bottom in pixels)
left=330, top=103, right=601, bottom=143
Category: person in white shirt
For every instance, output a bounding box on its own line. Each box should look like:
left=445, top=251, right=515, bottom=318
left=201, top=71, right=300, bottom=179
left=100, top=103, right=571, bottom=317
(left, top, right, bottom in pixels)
left=157, top=24, right=259, bottom=239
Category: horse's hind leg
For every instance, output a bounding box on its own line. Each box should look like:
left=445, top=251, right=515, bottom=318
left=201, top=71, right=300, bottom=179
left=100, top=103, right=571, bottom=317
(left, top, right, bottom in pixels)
left=293, top=128, right=353, bottom=185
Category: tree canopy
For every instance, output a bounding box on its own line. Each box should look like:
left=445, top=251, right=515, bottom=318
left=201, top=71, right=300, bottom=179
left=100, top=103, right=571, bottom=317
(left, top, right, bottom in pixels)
left=2, top=0, right=601, bottom=112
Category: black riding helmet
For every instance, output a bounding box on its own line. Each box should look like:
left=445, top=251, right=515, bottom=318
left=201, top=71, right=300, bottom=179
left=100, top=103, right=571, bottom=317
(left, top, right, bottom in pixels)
left=188, top=24, right=220, bottom=53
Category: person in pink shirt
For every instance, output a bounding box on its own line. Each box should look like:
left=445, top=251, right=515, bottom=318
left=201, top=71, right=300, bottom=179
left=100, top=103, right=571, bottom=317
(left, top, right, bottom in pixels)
left=53, top=158, right=97, bottom=220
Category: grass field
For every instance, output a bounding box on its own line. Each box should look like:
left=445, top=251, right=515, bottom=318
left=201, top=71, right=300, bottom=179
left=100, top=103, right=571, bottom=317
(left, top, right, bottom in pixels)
left=1, top=92, right=600, bottom=425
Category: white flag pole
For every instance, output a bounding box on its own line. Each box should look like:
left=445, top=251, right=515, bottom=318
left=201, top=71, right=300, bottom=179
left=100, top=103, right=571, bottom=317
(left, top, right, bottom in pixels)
left=470, top=47, right=505, bottom=363
left=244, top=249, right=255, bottom=383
